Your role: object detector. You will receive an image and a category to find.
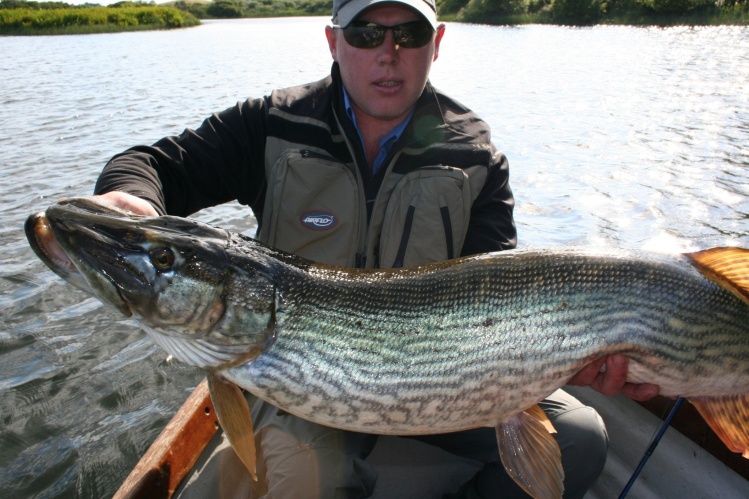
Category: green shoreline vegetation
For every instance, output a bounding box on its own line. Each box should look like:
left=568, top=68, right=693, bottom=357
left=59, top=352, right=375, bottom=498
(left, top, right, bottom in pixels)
left=147, top=0, right=749, bottom=26
left=0, top=1, right=199, bottom=35
left=0, top=0, right=747, bottom=36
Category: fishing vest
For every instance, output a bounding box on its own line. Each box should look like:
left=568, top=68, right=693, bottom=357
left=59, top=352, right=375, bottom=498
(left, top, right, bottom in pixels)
left=256, top=78, right=496, bottom=269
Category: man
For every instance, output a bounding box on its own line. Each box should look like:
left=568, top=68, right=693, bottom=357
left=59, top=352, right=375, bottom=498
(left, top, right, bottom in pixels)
left=92, top=0, right=659, bottom=496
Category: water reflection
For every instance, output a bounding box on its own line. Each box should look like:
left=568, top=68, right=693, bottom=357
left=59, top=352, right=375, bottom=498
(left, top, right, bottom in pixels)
left=433, top=25, right=749, bottom=248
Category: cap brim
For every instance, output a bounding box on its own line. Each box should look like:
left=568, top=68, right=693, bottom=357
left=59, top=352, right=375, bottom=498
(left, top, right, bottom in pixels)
left=335, top=0, right=438, bottom=29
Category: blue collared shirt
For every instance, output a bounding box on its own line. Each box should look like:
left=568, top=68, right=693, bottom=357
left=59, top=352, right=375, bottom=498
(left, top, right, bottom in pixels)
left=343, top=86, right=413, bottom=175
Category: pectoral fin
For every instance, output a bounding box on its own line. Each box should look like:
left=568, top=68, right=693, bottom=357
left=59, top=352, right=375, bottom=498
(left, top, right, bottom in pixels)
left=206, top=371, right=257, bottom=480
left=496, top=404, right=564, bottom=499
left=691, top=394, right=749, bottom=459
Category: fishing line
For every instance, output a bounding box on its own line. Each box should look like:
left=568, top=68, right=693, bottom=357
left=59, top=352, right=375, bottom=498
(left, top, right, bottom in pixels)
left=618, top=396, right=685, bottom=498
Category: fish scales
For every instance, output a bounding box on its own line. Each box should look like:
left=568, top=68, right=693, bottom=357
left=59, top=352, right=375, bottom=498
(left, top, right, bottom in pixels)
left=221, top=247, right=749, bottom=434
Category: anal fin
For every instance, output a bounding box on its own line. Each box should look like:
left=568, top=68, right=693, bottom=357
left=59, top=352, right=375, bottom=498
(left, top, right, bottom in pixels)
left=206, top=371, right=258, bottom=480
left=691, top=394, right=749, bottom=458
left=496, top=404, right=564, bottom=499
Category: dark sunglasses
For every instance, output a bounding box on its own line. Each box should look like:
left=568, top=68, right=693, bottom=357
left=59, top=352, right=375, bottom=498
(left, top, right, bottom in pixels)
left=333, top=20, right=435, bottom=49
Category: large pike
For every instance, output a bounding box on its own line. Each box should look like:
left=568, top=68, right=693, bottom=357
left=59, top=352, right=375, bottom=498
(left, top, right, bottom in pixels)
left=26, top=198, right=749, bottom=498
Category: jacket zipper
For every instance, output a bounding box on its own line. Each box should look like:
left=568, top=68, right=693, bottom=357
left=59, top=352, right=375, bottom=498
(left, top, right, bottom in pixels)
left=440, top=206, right=454, bottom=260
left=392, top=204, right=416, bottom=268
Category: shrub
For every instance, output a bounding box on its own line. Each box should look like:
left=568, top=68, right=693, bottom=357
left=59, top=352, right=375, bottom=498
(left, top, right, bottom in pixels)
left=206, top=0, right=243, bottom=17
left=550, top=0, right=606, bottom=23
left=460, top=0, right=530, bottom=20
left=636, top=0, right=714, bottom=12
left=437, top=0, right=470, bottom=15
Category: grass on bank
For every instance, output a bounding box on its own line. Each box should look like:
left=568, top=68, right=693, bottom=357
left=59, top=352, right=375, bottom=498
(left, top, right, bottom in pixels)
left=441, top=0, right=749, bottom=26
left=0, top=5, right=199, bottom=35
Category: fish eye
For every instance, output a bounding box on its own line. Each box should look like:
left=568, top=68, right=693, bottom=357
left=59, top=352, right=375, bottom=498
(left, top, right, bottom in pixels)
left=151, top=248, right=175, bottom=270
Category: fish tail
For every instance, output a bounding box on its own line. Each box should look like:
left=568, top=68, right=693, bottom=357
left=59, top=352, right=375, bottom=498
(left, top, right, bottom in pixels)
left=686, top=247, right=749, bottom=458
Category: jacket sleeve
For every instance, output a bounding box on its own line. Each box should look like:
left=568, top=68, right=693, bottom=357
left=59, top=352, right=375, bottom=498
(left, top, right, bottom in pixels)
left=94, top=97, right=269, bottom=217
left=460, top=150, right=517, bottom=256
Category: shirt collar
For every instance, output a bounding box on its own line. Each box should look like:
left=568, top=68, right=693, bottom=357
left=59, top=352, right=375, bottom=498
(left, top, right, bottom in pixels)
left=342, top=86, right=413, bottom=175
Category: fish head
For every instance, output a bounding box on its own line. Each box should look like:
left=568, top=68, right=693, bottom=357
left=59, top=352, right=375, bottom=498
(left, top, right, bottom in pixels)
left=26, top=197, right=276, bottom=368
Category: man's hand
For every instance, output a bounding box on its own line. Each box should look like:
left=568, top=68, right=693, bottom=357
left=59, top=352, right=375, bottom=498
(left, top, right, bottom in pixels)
left=90, top=191, right=158, bottom=217
left=568, top=354, right=660, bottom=401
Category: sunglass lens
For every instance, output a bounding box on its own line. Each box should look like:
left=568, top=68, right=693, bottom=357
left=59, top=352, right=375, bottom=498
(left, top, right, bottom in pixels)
left=394, top=21, right=434, bottom=48
left=343, top=21, right=433, bottom=49
left=343, top=24, right=385, bottom=49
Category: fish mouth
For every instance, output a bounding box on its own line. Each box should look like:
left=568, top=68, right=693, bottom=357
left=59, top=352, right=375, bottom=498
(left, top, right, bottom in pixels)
left=26, top=211, right=78, bottom=276
left=25, top=198, right=136, bottom=317
left=25, top=210, right=99, bottom=299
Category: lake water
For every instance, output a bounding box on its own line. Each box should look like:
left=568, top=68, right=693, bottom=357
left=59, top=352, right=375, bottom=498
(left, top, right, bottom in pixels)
left=1, top=18, right=748, bottom=497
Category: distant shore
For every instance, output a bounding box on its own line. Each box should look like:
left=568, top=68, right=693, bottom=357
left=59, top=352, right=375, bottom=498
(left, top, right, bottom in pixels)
left=1, top=0, right=747, bottom=37
left=0, top=5, right=199, bottom=36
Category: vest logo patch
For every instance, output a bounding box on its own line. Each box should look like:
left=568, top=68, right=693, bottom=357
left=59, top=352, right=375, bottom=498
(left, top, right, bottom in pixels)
left=300, top=211, right=337, bottom=231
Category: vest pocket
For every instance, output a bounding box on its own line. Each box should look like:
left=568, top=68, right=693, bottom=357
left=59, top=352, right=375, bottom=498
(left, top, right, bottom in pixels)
left=379, top=167, right=472, bottom=268
left=259, top=150, right=363, bottom=266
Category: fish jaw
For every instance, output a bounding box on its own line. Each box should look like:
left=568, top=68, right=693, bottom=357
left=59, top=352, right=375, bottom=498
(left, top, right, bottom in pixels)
left=25, top=210, right=98, bottom=298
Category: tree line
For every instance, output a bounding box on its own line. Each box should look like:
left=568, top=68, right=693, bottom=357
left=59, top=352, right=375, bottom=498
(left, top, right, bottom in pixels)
left=169, top=0, right=331, bottom=19
left=1, top=0, right=747, bottom=27
left=170, top=0, right=748, bottom=25
left=442, top=0, right=749, bottom=25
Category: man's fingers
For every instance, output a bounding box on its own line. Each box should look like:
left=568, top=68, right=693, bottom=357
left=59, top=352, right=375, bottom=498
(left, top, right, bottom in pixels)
left=567, top=357, right=606, bottom=386
left=91, top=192, right=158, bottom=217
left=568, top=354, right=661, bottom=401
left=620, top=382, right=660, bottom=401
left=596, top=355, right=629, bottom=395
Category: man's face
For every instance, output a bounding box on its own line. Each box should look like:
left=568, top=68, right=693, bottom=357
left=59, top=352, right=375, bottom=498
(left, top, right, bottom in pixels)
left=326, top=4, right=445, bottom=127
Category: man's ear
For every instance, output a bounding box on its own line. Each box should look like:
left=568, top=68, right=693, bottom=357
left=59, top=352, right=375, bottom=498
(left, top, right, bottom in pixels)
left=433, top=24, right=446, bottom=62
left=325, top=26, right=339, bottom=62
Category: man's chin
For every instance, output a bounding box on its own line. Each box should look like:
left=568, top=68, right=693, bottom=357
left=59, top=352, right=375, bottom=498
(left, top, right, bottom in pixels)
left=361, top=102, right=415, bottom=123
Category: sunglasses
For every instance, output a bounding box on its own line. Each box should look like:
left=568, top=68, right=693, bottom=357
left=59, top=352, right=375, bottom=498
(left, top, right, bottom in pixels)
left=333, top=20, right=435, bottom=49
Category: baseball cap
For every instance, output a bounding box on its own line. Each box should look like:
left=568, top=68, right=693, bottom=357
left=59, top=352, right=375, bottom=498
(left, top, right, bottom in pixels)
left=332, top=0, right=438, bottom=29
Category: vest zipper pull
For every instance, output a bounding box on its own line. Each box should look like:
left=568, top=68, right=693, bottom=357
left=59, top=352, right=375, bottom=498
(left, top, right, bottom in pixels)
left=355, top=253, right=366, bottom=268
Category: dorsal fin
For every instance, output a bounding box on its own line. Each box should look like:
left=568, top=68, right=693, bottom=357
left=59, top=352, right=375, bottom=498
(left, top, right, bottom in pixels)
left=686, top=247, right=749, bottom=306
